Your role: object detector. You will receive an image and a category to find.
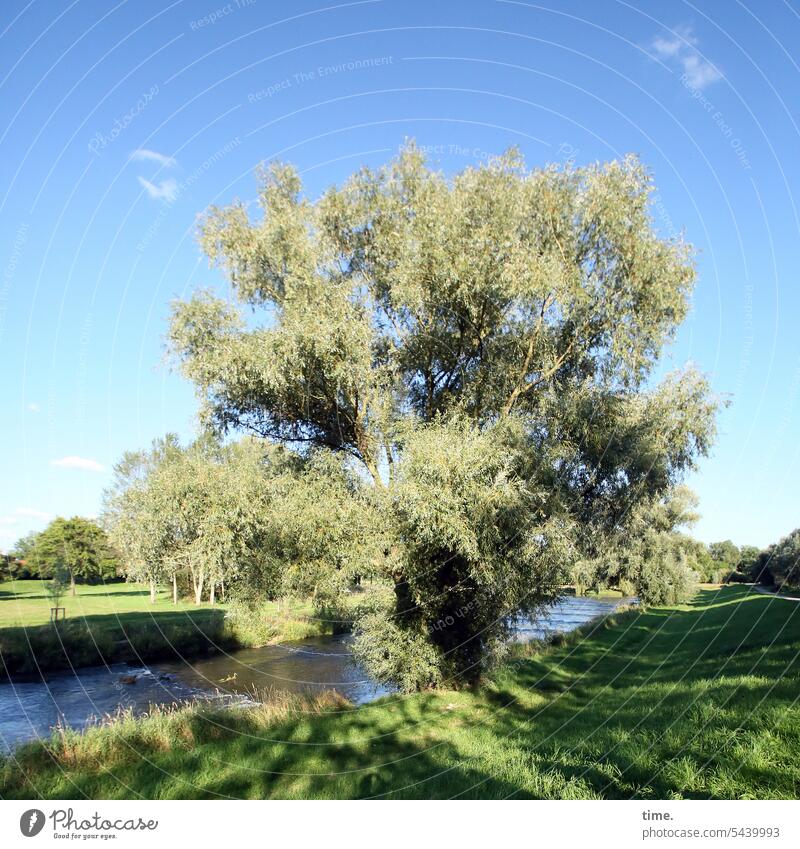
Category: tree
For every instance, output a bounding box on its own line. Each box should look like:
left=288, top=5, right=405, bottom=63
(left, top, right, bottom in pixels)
left=8, top=531, right=42, bottom=578
left=168, top=145, right=718, bottom=688
left=753, top=529, right=800, bottom=590
left=580, top=486, right=705, bottom=604
left=104, top=435, right=281, bottom=605
left=354, top=416, right=572, bottom=687
left=709, top=540, right=740, bottom=569
left=103, top=435, right=184, bottom=603
left=45, top=564, right=70, bottom=620
left=28, top=517, right=119, bottom=594
left=737, top=544, right=761, bottom=577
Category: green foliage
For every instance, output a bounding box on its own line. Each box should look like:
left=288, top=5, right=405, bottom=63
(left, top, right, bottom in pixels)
left=753, top=528, right=800, bottom=590
left=26, top=518, right=120, bottom=585
left=585, top=487, right=702, bottom=605
left=7, top=532, right=40, bottom=578
left=104, top=435, right=280, bottom=604
left=255, top=449, right=388, bottom=606
left=737, top=544, right=761, bottom=576
left=708, top=539, right=741, bottom=573
left=45, top=564, right=70, bottom=612
left=163, top=144, right=718, bottom=687
left=354, top=417, right=569, bottom=689
left=353, top=609, right=444, bottom=691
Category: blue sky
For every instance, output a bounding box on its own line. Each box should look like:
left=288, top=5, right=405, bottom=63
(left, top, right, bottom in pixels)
left=1, top=0, right=798, bottom=551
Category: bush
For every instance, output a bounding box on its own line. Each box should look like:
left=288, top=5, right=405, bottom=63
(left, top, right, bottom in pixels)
left=724, top=570, right=750, bottom=584
left=636, top=553, right=698, bottom=606
left=353, top=610, right=443, bottom=692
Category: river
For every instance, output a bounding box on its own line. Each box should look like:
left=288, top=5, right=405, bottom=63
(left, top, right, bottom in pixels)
left=0, top=595, right=629, bottom=752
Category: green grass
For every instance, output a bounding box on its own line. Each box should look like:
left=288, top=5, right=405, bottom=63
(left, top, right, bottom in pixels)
left=3, top=585, right=799, bottom=799
left=0, top=581, right=347, bottom=679
left=0, top=580, right=216, bottom=627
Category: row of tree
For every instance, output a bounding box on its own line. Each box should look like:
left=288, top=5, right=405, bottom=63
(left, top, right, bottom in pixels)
left=103, top=144, right=723, bottom=690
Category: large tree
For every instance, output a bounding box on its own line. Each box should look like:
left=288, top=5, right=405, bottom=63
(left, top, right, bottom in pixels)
left=168, top=144, right=717, bottom=688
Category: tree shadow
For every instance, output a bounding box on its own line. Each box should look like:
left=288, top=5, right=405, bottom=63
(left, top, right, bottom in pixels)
left=0, top=607, right=231, bottom=680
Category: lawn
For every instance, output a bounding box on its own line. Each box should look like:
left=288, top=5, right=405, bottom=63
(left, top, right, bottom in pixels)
left=3, top=585, right=799, bottom=799
left=0, top=581, right=337, bottom=679
left=0, top=580, right=212, bottom=628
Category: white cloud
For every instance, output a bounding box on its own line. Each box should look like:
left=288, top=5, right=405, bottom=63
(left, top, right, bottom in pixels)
left=650, top=25, right=722, bottom=90
left=130, top=148, right=176, bottom=168
left=138, top=176, right=179, bottom=202
left=0, top=507, right=53, bottom=526
left=51, top=456, right=105, bottom=472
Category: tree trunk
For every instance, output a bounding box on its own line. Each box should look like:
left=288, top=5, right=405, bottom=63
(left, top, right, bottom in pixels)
left=220, top=578, right=225, bottom=603
left=172, top=573, right=178, bottom=605
left=209, top=582, right=216, bottom=605
left=191, top=566, right=204, bottom=605
left=149, top=578, right=156, bottom=603
left=70, top=573, right=76, bottom=597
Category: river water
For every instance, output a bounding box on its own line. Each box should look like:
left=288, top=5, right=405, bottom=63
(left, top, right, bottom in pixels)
left=0, top=595, right=629, bottom=752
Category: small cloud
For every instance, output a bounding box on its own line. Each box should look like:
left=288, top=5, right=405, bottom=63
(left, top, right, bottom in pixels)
left=51, top=455, right=105, bottom=472
left=27, top=402, right=40, bottom=412
left=138, top=176, right=179, bottom=202
left=130, top=148, right=176, bottom=168
left=650, top=25, right=722, bottom=90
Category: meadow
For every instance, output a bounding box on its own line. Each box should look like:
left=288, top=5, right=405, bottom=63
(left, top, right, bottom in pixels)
left=3, top=585, right=798, bottom=799
left=0, top=580, right=336, bottom=679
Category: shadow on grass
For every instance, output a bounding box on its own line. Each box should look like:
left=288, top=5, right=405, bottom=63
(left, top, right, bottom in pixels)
left=3, top=587, right=800, bottom=799
left=0, top=608, right=231, bottom=680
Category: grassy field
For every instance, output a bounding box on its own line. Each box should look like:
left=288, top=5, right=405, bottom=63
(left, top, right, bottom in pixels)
left=2, top=585, right=799, bottom=799
left=0, top=580, right=215, bottom=627
left=0, top=580, right=342, bottom=679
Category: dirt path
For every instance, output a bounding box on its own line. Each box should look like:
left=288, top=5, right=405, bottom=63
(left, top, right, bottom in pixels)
left=752, top=584, right=800, bottom=602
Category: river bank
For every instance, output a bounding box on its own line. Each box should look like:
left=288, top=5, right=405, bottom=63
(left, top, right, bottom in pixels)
left=0, top=580, right=348, bottom=681
left=3, top=586, right=798, bottom=799
left=0, top=595, right=623, bottom=751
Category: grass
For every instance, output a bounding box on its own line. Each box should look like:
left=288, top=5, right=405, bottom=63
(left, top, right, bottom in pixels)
left=0, top=580, right=349, bottom=679
left=2, top=585, right=799, bottom=799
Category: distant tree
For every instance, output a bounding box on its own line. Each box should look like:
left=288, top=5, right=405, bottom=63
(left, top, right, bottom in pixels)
left=103, top=435, right=182, bottom=603
left=737, top=544, right=761, bottom=577
left=28, top=518, right=119, bottom=594
left=9, top=531, right=41, bottom=578
left=105, top=435, right=281, bottom=605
